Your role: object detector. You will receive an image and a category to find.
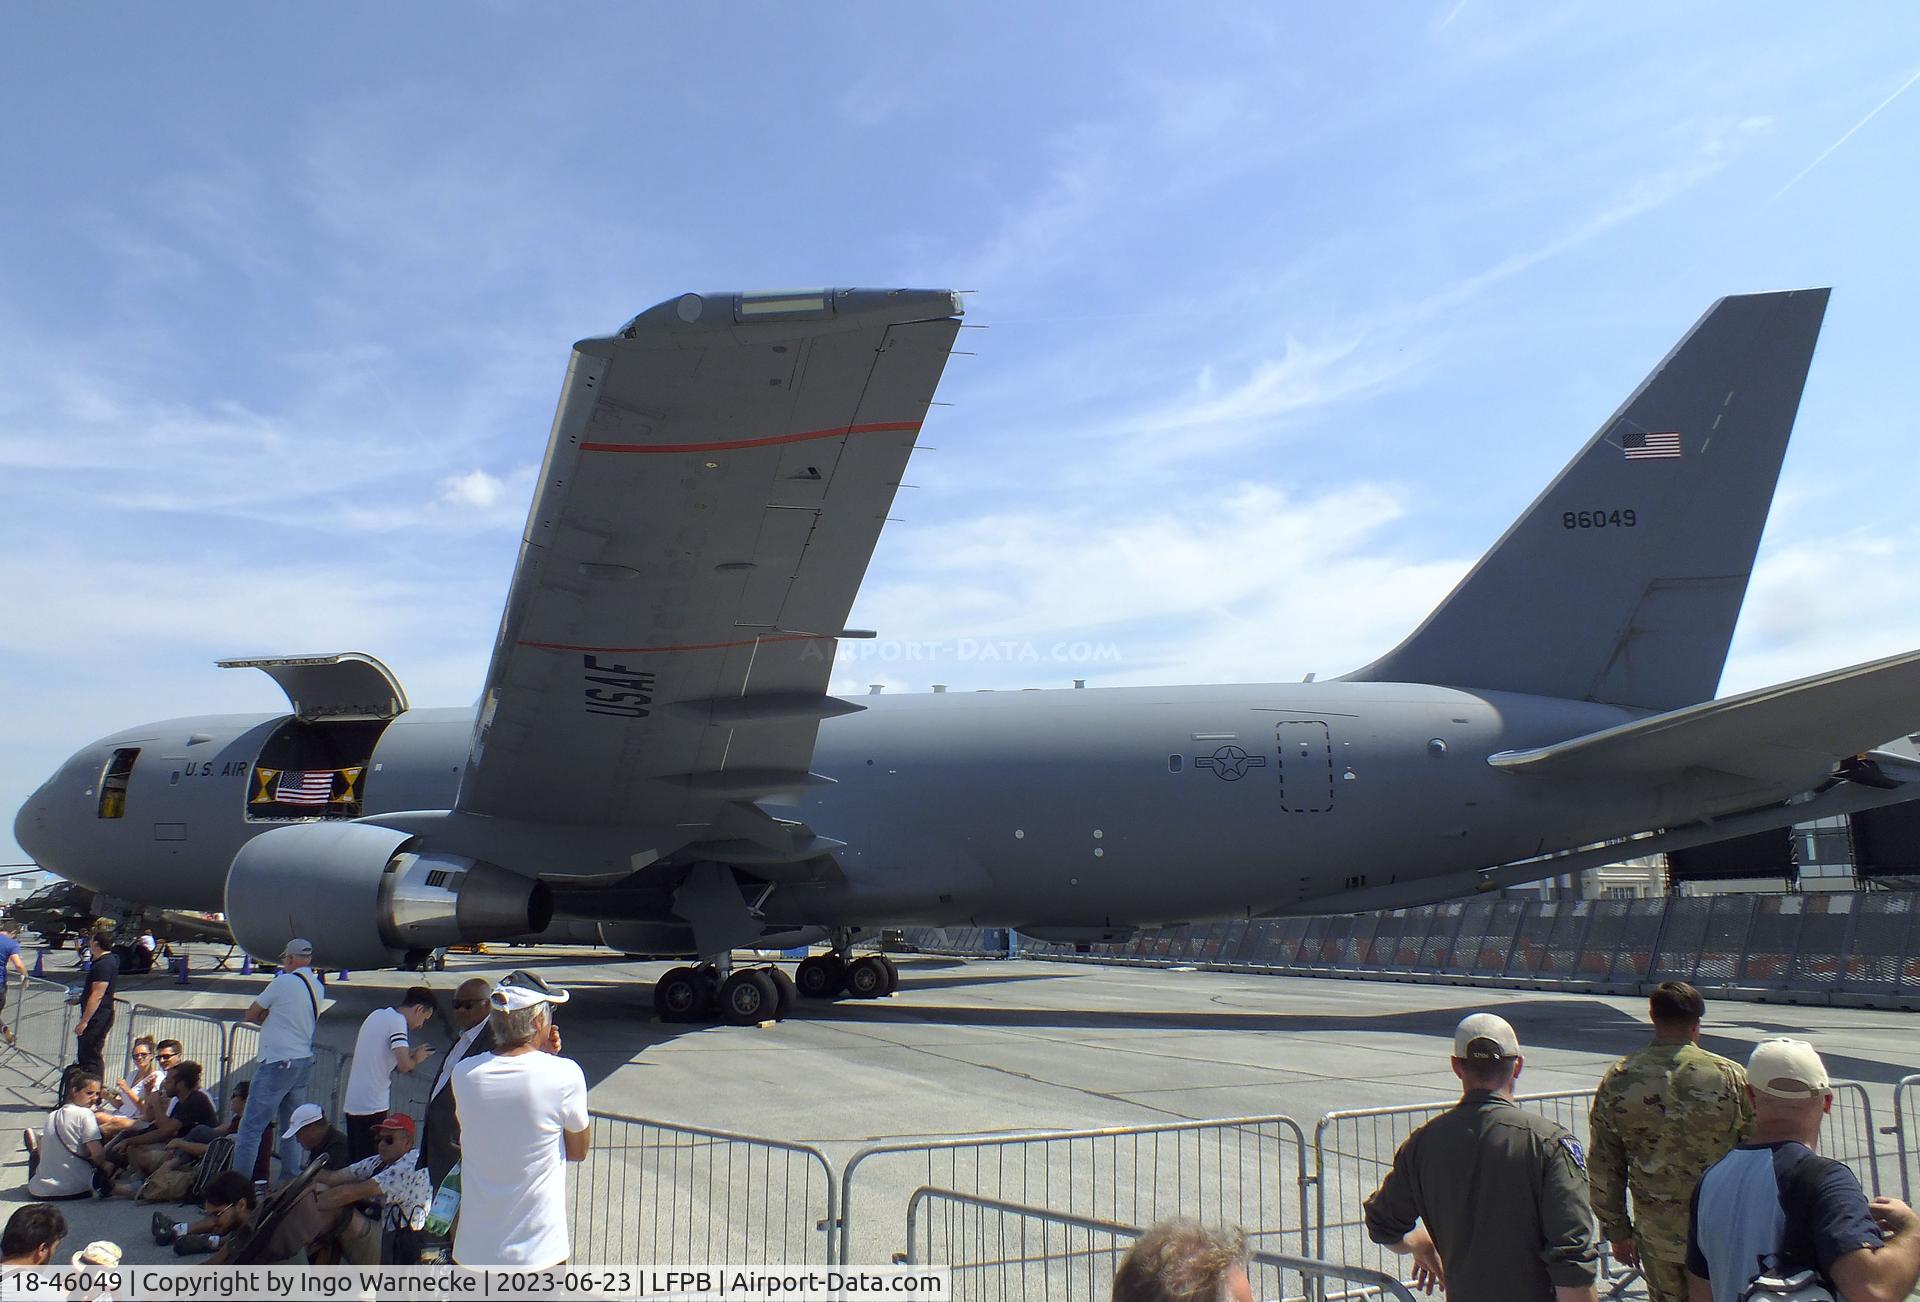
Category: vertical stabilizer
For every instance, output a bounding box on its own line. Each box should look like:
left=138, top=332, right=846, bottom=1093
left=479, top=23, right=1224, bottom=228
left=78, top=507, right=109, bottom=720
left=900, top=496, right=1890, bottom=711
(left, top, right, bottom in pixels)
left=1346, top=289, right=1829, bottom=711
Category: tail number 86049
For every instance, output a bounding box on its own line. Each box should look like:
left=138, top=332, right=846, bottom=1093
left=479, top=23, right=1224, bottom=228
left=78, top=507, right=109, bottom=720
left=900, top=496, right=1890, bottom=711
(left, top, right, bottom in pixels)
left=1563, top=509, right=1636, bottom=529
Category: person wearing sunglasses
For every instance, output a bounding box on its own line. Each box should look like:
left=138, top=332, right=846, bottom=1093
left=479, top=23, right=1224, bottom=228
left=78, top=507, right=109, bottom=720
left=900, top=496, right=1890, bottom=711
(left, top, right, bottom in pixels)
left=295, top=1113, right=433, bottom=1265
left=98, top=1036, right=162, bottom=1137
left=449, top=973, right=590, bottom=1267
left=420, top=977, right=494, bottom=1191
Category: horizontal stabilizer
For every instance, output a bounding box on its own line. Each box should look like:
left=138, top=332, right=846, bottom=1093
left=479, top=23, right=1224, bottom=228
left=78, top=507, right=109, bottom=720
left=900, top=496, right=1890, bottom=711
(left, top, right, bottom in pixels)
left=1489, top=647, right=1920, bottom=785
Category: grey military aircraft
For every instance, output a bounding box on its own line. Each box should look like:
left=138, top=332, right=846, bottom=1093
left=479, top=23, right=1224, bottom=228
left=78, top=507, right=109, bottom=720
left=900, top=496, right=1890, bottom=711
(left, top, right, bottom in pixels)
left=15, top=286, right=1920, bottom=1024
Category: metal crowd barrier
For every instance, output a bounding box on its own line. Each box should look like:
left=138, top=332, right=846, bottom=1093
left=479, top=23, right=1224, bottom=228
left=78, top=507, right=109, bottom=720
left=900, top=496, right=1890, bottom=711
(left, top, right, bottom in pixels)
left=1894, top=1074, right=1920, bottom=1203
left=568, top=1111, right=836, bottom=1265
left=1823, top=1083, right=1883, bottom=1196
left=3, top=974, right=74, bottom=1084
left=905, top=1189, right=1417, bottom=1302
left=120, top=1003, right=228, bottom=1091
left=907, top=889, right=1920, bottom=1007
left=223, top=1020, right=349, bottom=1119
left=1311, top=1090, right=1598, bottom=1291
left=840, top=1114, right=1311, bottom=1267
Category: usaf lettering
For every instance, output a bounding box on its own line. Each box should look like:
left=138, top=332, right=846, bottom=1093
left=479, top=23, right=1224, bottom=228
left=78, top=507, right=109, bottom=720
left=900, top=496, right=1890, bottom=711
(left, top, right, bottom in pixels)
left=581, top=654, right=656, bottom=718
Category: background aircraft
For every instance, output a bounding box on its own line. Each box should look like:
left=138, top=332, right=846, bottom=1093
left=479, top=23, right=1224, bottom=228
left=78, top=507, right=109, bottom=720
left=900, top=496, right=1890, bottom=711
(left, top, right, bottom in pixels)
left=15, top=285, right=1920, bottom=1024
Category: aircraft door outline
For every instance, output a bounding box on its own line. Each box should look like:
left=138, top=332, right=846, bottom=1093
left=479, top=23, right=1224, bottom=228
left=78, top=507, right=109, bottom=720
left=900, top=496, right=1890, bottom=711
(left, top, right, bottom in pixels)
left=1275, top=720, right=1334, bottom=813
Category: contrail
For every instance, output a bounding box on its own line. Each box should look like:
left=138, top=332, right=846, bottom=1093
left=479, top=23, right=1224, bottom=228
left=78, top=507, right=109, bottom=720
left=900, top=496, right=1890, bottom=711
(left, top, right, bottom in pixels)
left=1767, top=63, right=1920, bottom=206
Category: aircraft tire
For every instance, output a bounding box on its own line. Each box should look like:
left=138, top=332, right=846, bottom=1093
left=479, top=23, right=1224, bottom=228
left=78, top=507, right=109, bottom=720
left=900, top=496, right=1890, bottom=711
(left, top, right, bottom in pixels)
left=874, top=954, right=899, bottom=995
left=795, top=954, right=843, bottom=1000
left=653, top=965, right=709, bottom=1022
left=718, top=969, right=778, bottom=1026
left=846, top=955, right=889, bottom=999
left=764, top=966, right=796, bottom=1021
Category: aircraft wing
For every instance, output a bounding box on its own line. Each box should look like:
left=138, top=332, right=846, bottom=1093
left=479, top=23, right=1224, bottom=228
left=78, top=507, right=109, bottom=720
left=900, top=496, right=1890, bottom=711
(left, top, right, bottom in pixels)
left=1488, top=647, right=1920, bottom=785
left=456, top=289, right=963, bottom=840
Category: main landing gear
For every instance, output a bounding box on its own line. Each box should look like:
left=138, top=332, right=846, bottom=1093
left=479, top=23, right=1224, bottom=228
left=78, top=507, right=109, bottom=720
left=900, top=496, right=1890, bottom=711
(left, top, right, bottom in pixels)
left=794, top=950, right=898, bottom=1001
left=653, top=960, right=798, bottom=1026
left=652, top=940, right=898, bottom=1026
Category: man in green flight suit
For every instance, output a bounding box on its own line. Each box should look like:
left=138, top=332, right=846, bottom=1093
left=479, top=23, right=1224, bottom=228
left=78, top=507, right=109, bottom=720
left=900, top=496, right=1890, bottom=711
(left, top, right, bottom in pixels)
left=1588, top=981, right=1751, bottom=1302
left=1364, top=1012, right=1600, bottom=1302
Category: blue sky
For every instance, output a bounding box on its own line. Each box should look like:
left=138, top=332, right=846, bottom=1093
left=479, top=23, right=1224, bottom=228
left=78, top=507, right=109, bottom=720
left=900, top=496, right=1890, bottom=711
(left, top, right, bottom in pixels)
left=5, top=4, right=1920, bottom=865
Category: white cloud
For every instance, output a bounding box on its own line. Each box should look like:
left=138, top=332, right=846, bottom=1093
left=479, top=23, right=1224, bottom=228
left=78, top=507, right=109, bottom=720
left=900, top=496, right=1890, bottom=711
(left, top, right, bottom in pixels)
left=440, top=468, right=508, bottom=510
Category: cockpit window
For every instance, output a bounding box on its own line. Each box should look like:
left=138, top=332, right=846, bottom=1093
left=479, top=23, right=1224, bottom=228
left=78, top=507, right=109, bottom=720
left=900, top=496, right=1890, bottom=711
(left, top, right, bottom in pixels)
left=98, top=748, right=139, bottom=819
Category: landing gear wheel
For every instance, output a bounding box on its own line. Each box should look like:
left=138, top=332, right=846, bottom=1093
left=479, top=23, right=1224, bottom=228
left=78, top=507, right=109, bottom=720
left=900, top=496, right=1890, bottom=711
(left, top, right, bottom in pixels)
left=718, top=970, right=778, bottom=1026
left=874, top=954, right=899, bottom=995
left=846, top=955, right=890, bottom=999
left=765, top=967, right=797, bottom=1021
left=653, top=965, right=710, bottom=1022
left=795, top=954, right=844, bottom=999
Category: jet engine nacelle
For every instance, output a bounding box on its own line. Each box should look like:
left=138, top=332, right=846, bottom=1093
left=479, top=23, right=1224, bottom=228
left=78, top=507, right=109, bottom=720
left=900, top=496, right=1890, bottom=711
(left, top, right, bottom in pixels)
left=224, top=821, right=554, bottom=968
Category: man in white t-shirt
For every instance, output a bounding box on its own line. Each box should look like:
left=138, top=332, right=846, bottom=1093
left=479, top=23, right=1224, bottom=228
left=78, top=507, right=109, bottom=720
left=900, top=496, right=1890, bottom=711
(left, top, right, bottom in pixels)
left=25, top=1071, right=113, bottom=1199
left=450, top=974, right=591, bottom=1267
left=342, top=987, right=437, bottom=1161
left=231, top=938, right=327, bottom=1186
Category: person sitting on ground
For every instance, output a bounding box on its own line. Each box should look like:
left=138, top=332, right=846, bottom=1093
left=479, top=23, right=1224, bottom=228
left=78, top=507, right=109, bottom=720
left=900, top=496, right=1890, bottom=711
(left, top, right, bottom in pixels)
left=107, top=1059, right=217, bottom=1180
left=304, top=1113, right=434, bottom=1265
left=135, top=1081, right=254, bottom=1202
left=24, top=1072, right=115, bottom=1199
left=279, top=1102, right=353, bottom=1178
left=98, top=1036, right=163, bottom=1138
left=1, top=1204, right=68, bottom=1265
left=1111, top=1220, right=1255, bottom=1302
left=152, top=1170, right=256, bottom=1257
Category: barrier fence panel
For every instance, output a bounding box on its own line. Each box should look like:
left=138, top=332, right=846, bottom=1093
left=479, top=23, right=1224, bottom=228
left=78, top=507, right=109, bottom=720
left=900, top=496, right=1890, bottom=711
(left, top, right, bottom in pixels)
left=1823, top=1083, right=1882, bottom=1197
left=905, top=1189, right=1418, bottom=1302
left=568, top=1112, right=835, bottom=1265
left=121, top=1003, right=229, bottom=1095
left=905, top=889, right=1920, bottom=1005
left=1894, top=1074, right=1919, bottom=1204
left=4, top=974, right=73, bottom=1083
left=1313, top=1091, right=1599, bottom=1291
left=223, top=1021, right=348, bottom=1121
left=840, top=1115, right=1310, bottom=1267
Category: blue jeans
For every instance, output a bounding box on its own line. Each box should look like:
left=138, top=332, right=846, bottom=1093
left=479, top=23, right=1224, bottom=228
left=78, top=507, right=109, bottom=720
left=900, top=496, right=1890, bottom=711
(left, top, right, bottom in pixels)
left=231, top=1056, right=313, bottom=1185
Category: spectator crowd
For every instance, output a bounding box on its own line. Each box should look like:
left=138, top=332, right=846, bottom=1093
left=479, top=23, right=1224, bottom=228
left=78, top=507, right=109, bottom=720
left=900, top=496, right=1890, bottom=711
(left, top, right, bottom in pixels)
left=9, top=936, right=591, bottom=1269
left=9, top=945, right=1919, bottom=1298
left=1115, top=983, right=1920, bottom=1302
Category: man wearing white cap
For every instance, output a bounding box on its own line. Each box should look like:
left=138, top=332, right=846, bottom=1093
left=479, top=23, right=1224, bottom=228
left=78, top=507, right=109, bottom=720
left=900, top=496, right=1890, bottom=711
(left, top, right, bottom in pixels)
left=1685, top=1039, right=1919, bottom=1302
left=1363, top=1012, right=1599, bottom=1301
left=281, top=1102, right=353, bottom=1174
left=231, top=938, right=327, bottom=1188
left=450, top=972, right=591, bottom=1267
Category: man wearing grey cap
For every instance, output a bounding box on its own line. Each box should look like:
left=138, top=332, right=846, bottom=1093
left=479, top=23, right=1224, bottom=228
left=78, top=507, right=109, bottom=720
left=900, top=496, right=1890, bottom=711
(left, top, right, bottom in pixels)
left=1363, top=1012, right=1599, bottom=1301
left=231, top=938, right=327, bottom=1189
left=1685, top=1039, right=1919, bottom=1302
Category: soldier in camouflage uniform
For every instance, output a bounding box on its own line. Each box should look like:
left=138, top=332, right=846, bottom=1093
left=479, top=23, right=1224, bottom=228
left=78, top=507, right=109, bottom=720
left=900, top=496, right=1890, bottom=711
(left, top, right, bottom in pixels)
left=1588, top=981, right=1751, bottom=1302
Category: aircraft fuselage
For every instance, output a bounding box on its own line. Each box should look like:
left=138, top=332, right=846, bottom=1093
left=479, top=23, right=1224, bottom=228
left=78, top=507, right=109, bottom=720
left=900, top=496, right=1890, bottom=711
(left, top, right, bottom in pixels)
left=15, top=680, right=1743, bottom=932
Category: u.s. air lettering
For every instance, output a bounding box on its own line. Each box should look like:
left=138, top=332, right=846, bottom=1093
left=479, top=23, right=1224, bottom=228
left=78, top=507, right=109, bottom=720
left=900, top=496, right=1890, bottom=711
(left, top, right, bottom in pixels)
left=581, top=654, right=656, bottom=718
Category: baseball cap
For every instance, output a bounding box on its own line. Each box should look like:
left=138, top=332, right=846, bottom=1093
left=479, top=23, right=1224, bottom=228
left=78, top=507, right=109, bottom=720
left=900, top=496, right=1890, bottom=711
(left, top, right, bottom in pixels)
left=1748, top=1038, right=1832, bottom=1099
left=282, top=938, right=313, bottom=959
left=280, top=1103, right=325, bottom=1139
left=1453, top=1012, right=1521, bottom=1060
left=373, top=1113, right=417, bottom=1141
left=491, top=970, right=571, bottom=1012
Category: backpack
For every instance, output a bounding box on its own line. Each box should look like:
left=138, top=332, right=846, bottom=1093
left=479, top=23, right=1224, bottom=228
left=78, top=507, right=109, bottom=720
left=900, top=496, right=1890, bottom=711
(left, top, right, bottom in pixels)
left=185, top=1134, right=236, bottom=1203
left=1738, top=1266, right=1834, bottom=1302
left=1738, top=1153, right=1846, bottom=1302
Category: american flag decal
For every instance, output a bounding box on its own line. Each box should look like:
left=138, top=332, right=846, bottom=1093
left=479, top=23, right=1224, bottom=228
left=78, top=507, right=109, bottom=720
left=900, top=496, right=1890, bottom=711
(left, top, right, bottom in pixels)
left=1622, top=430, right=1682, bottom=460
left=274, top=770, right=335, bottom=806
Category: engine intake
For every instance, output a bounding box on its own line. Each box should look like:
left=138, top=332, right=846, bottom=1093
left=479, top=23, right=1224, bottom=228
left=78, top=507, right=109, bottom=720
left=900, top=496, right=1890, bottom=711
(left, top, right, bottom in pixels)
left=225, top=821, right=553, bottom=968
